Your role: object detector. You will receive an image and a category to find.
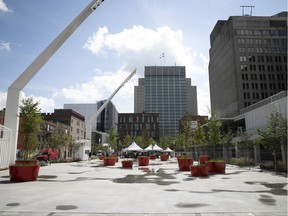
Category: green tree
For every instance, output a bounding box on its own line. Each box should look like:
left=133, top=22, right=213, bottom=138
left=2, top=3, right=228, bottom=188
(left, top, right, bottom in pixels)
left=207, top=112, right=222, bottom=159
left=148, top=137, right=156, bottom=145
left=136, top=129, right=149, bottom=148
left=180, top=112, right=194, bottom=156
left=122, top=134, right=132, bottom=149
left=193, top=123, right=207, bottom=154
left=107, top=127, right=118, bottom=152
left=50, top=128, right=72, bottom=159
left=175, top=133, right=185, bottom=154
left=220, top=130, right=234, bottom=162
left=237, top=131, right=255, bottom=168
left=160, top=136, right=175, bottom=150
left=135, top=136, right=143, bottom=148
left=19, top=97, right=43, bottom=160
left=258, top=112, right=287, bottom=167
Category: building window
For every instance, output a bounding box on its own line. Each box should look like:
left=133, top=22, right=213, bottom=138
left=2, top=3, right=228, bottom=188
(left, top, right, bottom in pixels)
left=241, top=65, right=248, bottom=71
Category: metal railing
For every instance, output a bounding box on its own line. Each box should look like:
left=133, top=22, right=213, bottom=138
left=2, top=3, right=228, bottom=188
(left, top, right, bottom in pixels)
left=0, top=124, right=12, bottom=169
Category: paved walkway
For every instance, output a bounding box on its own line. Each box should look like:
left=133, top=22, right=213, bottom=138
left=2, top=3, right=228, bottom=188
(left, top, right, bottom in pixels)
left=0, top=158, right=287, bottom=216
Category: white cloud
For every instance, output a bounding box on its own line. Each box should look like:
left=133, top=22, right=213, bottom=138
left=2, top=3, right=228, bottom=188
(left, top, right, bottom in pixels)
left=0, top=91, right=7, bottom=109
left=0, top=25, right=210, bottom=116
left=53, top=68, right=138, bottom=113
left=0, top=0, right=12, bottom=12
left=84, top=25, right=211, bottom=115
left=0, top=92, right=54, bottom=114
left=0, top=41, right=11, bottom=52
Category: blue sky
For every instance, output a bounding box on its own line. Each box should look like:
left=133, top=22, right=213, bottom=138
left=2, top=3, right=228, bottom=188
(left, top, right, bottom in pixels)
left=0, top=0, right=286, bottom=115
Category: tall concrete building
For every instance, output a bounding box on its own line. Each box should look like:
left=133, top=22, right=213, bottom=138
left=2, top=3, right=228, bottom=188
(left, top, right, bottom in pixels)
left=134, top=66, right=198, bottom=137
left=209, top=12, right=287, bottom=118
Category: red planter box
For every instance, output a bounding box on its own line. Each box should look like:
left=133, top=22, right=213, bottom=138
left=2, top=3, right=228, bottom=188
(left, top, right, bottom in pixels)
left=191, top=165, right=209, bottom=177
left=149, top=155, right=157, bottom=160
left=111, top=155, right=119, bottom=162
left=177, top=158, right=193, bottom=171
left=121, top=160, right=133, bottom=168
left=160, top=154, right=169, bottom=161
left=9, top=165, right=40, bottom=182
left=137, top=156, right=149, bottom=166
left=207, top=161, right=226, bottom=173
left=103, top=157, right=117, bottom=166
left=15, top=160, right=39, bottom=165
left=99, top=156, right=105, bottom=160
left=198, top=156, right=210, bottom=165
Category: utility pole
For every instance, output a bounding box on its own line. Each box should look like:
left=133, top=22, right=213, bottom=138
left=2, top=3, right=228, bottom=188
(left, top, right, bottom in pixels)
left=4, top=0, right=105, bottom=165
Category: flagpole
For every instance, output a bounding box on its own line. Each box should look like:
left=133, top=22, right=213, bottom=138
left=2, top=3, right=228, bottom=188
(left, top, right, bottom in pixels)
left=160, top=52, right=165, bottom=66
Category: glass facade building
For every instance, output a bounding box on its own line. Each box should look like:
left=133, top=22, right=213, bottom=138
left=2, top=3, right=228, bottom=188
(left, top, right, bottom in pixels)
left=134, top=66, right=198, bottom=137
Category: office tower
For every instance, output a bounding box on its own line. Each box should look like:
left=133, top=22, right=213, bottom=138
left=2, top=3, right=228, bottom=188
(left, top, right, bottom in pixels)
left=209, top=12, right=287, bottom=118
left=134, top=66, right=198, bottom=137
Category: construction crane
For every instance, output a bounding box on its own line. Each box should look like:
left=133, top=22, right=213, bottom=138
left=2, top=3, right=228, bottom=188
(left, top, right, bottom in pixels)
left=4, top=0, right=105, bottom=165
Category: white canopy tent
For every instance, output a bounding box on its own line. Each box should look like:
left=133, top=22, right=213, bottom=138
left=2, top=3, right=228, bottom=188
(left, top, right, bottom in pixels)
left=123, top=141, right=143, bottom=152
left=144, top=144, right=163, bottom=152
left=164, top=147, right=174, bottom=153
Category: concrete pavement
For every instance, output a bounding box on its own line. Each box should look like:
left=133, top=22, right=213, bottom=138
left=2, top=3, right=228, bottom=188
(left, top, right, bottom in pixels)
left=0, top=158, right=287, bottom=216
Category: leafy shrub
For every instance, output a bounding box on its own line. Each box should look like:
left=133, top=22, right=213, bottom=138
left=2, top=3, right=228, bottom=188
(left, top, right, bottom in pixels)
left=260, top=161, right=287, bottom=173
left=55, top=158, right=81, bottom=163
left=230, top=157, right=255, bottom=166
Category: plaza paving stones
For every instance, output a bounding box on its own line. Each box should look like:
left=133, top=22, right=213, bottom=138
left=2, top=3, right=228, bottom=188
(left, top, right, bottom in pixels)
left=0, top=158, right=287, bottom=216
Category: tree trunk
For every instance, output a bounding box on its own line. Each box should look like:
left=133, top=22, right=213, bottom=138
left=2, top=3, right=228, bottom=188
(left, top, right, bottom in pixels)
left=281, top=142, right=286, bottom=162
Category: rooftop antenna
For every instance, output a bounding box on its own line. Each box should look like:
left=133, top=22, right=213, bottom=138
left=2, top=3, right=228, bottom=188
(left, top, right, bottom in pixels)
left=240, top=5, right=255, bottom=16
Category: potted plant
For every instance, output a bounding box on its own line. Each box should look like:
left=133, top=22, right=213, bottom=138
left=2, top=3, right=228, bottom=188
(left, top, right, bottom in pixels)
left=198, top=155, right=210, bottom=165
left=103, top=156, right=117, bottom=166
left=160, top=153, right=169, bottom=161
left=176, top=113, right=194, bottom=171
left=205, top=111, right=226, bottom=174
left=121, top=136, right=134, bottom=168
left=206, top=159, right=226, bottom=173
left=137, top=156, right=149, bottom=166
left=193, top=123, right=209, bottom=165
left=9, top=98, right=43, bottom=182
left=121, top=159, right=133, bottom=168
left=191, top=164, right=209, bottom=177
left=177, top=156, right=194, bottom=171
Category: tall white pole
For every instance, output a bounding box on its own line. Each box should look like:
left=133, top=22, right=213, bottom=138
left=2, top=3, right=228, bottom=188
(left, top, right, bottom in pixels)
left=4, top=0, right=105, bottom=165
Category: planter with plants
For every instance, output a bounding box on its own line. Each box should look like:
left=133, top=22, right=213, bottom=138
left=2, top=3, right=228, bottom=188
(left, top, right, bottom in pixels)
left=9, top=98, right=43, bottom=182
left=137, top=156, right=149, bottom=166
left=207, top=160, right=226, bottom=173
left=190, top=164, right=209, bottom=177
left=121, top=159, right=133, bottom=168
left=103, top=156, right=117, bottom=166
left=9, top=161, right=40, bottom=182
left=149, top=154, right=157, bottom=160
left=160, top=153, right=169, bottom=161
left=99, top=155, right=105, bottom=160
left=177, top=156, right=194, bottom=171
left=198, top=155, right=210, bottom=165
